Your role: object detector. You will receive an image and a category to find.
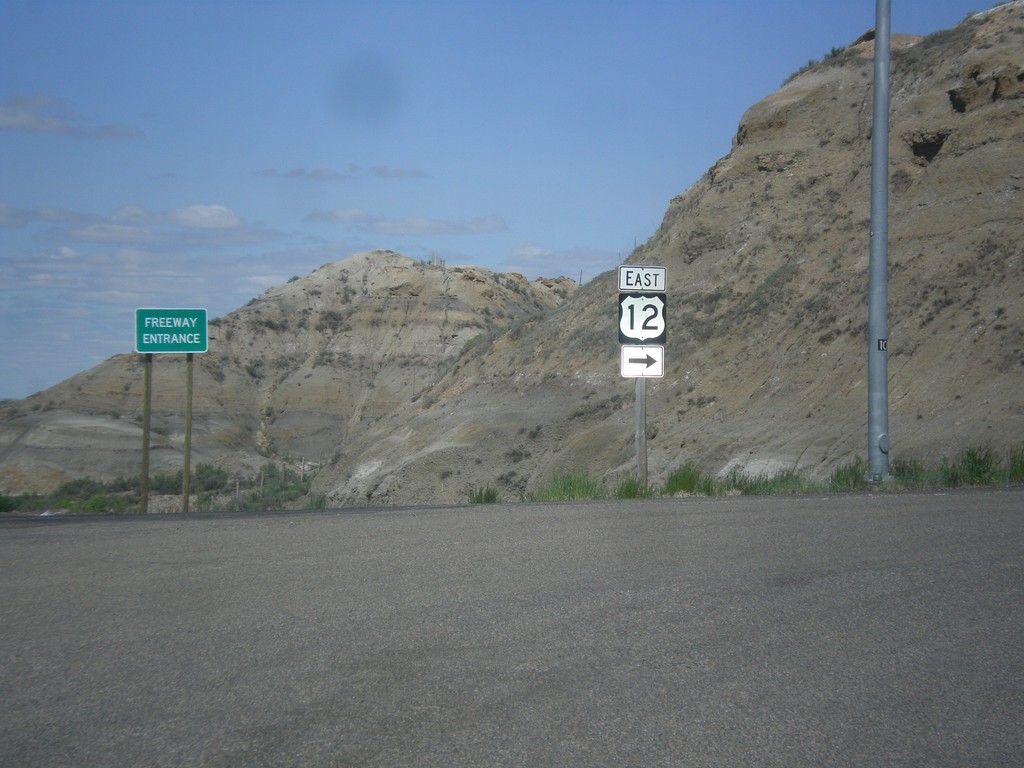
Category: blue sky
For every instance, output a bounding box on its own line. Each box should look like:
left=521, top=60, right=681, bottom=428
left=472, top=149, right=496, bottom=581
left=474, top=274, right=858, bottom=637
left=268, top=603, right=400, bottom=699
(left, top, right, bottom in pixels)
left=0, top=0, right=989, bottom=398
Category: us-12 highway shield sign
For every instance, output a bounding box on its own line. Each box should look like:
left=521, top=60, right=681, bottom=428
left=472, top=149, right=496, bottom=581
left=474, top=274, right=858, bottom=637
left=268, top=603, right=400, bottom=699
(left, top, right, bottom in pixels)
left=618, top=293, right=666, bottom=344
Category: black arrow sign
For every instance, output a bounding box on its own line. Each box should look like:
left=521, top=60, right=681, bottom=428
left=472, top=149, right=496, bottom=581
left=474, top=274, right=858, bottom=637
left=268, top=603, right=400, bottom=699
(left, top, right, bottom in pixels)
left=628, top=354, right=657, bottom=368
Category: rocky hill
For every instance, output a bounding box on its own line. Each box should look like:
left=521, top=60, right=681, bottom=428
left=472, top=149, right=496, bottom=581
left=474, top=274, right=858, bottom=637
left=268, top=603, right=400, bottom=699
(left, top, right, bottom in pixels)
left=2, top=3, right=1022, bottom=504
left=0, top=252, right=575, bottom=493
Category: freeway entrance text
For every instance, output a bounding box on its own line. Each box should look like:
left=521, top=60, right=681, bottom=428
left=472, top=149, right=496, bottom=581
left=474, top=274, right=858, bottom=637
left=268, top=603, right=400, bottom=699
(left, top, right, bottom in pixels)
left=135, top=308, right=208, bottom=354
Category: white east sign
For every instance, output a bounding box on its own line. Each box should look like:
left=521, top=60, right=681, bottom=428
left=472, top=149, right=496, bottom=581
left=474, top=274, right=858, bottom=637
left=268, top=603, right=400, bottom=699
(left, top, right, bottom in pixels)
left=618, top=265, right=667, bottom=293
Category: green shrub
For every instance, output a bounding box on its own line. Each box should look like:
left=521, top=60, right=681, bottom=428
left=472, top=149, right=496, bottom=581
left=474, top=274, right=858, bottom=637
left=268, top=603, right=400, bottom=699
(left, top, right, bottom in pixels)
left=938, top=456, right=962, bottom=487
left=531, top=474, right=604, bottom=502
left=957, top=446, right=997, bottom=486
left=235, top=463, right=311, bottom=511
left=938, top=446, right=999, bottom=488
left=0, top=495, right=18, bottom=513
left=56, top=477, right=107, bottom=499
left=613, top=476, right=656, bottom=499
left=829, top=457, right=869, bottom=492
left=469, top=486, right=499, bottom=504
left=1006, top=445, right=1024, bottom=484
left=150, top=471, right=183, bottom=494
left=891, top=455, right=929, bottom=487
left=720, top=468, right=780, bottom=495
left=194, top=464, right=229, bottom=492
left=664, top=462, right=714, bottom=496
left=80, top=494, right=108, bottom=514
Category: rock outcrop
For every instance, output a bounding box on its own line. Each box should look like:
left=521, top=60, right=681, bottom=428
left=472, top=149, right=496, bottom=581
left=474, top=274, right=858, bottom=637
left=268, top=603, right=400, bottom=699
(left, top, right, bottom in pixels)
left=0, top=252, right=575, bottom=493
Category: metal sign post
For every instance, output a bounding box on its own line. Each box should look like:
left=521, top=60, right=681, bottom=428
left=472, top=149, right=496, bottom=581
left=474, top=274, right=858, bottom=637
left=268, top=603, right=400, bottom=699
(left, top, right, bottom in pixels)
left=182, top=353, right=194, bottom=513
left=140, top=353, right=153, bottom=514
left=635, top=378, right=648, bottom=486
left=867, top=0, right=893, bottom=483
left=618, top=266, right=667, bottom=488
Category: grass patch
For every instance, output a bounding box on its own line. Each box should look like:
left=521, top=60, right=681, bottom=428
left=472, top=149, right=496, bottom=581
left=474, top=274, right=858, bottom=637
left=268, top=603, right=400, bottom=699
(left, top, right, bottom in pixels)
left=5, top=444, right=1022, bottom=515
left=891, top=455, right=930, bottom=487
left=613, top=476, right=657, bottom=499
left=664, top=462, right=716, bottom=496
left=721, top=468, right=818, bottom=496
left=469, top=486, right=499, bottom=504
left=530, top=474, right=606, bottom=502
left=828, top=457, right=870, bottom=492
left=1008, top=446, right=1024, bottom=484
left=939, top=446, right=999, bottom=488
left=1, top=462, right=320, bottom=514
left=661, top=444, right=1024, bottom=498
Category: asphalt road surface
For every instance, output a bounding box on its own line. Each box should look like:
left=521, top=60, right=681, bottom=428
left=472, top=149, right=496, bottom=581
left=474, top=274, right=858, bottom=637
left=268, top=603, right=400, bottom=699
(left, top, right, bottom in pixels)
left=2, top=489, right=1022, bottom=767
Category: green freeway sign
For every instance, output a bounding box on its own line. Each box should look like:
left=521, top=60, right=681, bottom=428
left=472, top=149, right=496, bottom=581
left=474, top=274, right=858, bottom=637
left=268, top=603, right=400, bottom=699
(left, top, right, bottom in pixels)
left=135, top=308, right=208, bottom=354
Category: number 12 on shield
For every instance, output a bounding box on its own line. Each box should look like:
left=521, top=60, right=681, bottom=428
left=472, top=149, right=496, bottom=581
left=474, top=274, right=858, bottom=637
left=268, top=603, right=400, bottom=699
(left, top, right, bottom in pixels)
left=619, top=293, right=666, bottom=344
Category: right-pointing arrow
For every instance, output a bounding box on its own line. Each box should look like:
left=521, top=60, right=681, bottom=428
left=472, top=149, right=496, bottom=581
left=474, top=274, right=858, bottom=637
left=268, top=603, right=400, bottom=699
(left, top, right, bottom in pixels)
left=629, top=354, right=656, bottom=367
left=620, top=345, right=664, bottom=378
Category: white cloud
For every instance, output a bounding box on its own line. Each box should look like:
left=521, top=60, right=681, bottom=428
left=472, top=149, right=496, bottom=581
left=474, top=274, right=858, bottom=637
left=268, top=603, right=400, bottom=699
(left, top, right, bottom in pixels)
left=69, top=223, right=161, bottom=243
left=52, top=246, right=80, bottom=260
left=91, top=124, right=143, bottom=140
left=168, top=204, right=243, bottom=229
left=370, top=166, right=428, bottom=179
left=0, top=202, right=33, bottom=227
left=79, top=289, right=147, bottom=304
left=510, top=243, right=556, bottom=263
left=111, top=205, right=152, bottom=224
left=304, top=208, right=370, bottom=224
left=0, top=202, right=85, bottom=228
left=499, top=243, right=619, bottom=281
left=0, top=94, right=141, bottom=139
left=4, top=203, right=278, bottom=274
left=242, top=274, right=286, bottom=292
left=371, top=214, right=506, bottom=236
left=259, top=167, right=353, bottom=181
left=304, top=208, right=506, bottom=236
left=259, top=164, right=426, bottom=181
left=4, top=203, right=252, bottom=241
left=0, top=94, right=71, bottom=134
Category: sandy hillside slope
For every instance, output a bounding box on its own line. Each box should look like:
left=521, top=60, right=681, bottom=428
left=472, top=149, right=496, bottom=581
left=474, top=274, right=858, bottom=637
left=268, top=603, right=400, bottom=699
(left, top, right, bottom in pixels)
left=0, top=252, right=574, bottom=493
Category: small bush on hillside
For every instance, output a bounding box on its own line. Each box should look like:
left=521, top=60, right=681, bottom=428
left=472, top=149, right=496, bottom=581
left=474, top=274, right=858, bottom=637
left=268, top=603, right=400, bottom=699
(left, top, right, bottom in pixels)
left=829, top=457, right=869, bottom=492
left=956, top=446, right=998, bottom=486
left=892, top=455, right=930, bottom=487
left=194, top=464, right=229, bottom=492
left=531, top=474, right=605, bottom=502
left=469, top=486, right=499, bottom=504
left=1007, top=446, right=1024, bottom=484
left=932, top=446, right=1008, bottom=488
left=664, top=463, right=714, bottom=496
left=614, top=476, right=656, bottom=499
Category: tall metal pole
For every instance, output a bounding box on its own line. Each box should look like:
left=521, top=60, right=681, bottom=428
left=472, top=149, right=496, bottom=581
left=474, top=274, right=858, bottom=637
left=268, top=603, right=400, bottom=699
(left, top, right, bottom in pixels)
left=867, top=0, right=893, bottom=482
